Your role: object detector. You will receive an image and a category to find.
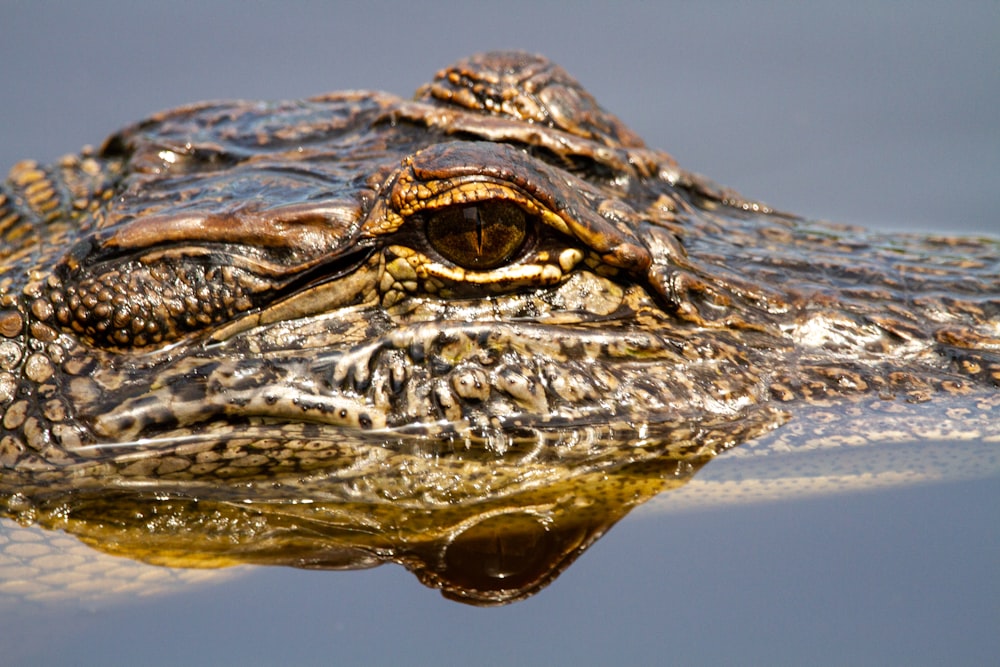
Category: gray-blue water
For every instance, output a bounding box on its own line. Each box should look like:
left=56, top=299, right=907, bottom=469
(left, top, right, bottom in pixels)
left=2, top=2, right=998, bottom=665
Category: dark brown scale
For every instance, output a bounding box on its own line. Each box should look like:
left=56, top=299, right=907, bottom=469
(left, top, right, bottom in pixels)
left=44, top=260, right=272, bottom=349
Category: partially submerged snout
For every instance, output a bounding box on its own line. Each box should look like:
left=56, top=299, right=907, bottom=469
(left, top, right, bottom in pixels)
left=0, top=51, right=996, bottom=606
left=81, top=312, right=779, bottom=467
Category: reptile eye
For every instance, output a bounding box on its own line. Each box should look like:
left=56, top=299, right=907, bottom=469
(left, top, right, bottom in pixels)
left=425, top=201, right=527, bottom=270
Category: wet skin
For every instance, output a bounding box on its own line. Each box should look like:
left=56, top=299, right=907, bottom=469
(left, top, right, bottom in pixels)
left=0, top=53, right=997, bottom=604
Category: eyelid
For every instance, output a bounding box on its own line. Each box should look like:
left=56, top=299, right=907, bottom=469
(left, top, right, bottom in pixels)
left=415, top=255, right=568, bottom=285
left=404, top=180, right=571, bottom=238
left=365, top=142, right=650, bottom=274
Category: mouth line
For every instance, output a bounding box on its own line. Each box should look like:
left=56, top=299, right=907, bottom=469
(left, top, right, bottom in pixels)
left=74, top=399, right=785, bottom=502
left=205, top=245, right=379, bottom=344
left=88, top=317, right=772, bottom=459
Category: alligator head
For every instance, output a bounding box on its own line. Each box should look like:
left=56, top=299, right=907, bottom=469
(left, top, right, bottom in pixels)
left=0, top=52, right=997, bottom=605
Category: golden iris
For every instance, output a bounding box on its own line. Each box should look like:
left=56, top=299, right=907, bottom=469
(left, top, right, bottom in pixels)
left=425, top=201, right=527, bottom=270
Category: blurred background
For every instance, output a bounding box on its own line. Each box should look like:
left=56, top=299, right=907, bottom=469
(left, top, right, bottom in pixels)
left=2, top=2, right=997, bottom=665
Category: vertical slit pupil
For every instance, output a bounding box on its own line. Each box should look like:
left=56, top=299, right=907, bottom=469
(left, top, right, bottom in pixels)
left=463, top=206, right=483, bottom=254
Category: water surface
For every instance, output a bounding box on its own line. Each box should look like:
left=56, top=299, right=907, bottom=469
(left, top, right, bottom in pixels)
left=1, top=3, right=997, bottom=665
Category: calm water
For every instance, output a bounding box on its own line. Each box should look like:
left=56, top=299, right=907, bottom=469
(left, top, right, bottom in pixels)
left=2, top=3, right=998, bottom=665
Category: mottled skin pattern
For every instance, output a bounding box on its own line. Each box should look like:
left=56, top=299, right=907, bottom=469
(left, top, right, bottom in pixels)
left=0, top=53, right=997, bottom=605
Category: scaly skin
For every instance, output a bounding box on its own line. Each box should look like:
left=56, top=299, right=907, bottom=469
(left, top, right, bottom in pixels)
left=0, top=53, right=997, bottom=605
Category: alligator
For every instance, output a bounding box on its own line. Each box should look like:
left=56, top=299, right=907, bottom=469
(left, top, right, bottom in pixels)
left=0, top=52, right=997, bottom=606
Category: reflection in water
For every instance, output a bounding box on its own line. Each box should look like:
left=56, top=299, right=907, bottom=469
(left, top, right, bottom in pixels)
left=3, top=398, right=999, bottom=606
left=0, top=47, right=996, bottom=608
left=1, top=413, right=777, bottom=606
